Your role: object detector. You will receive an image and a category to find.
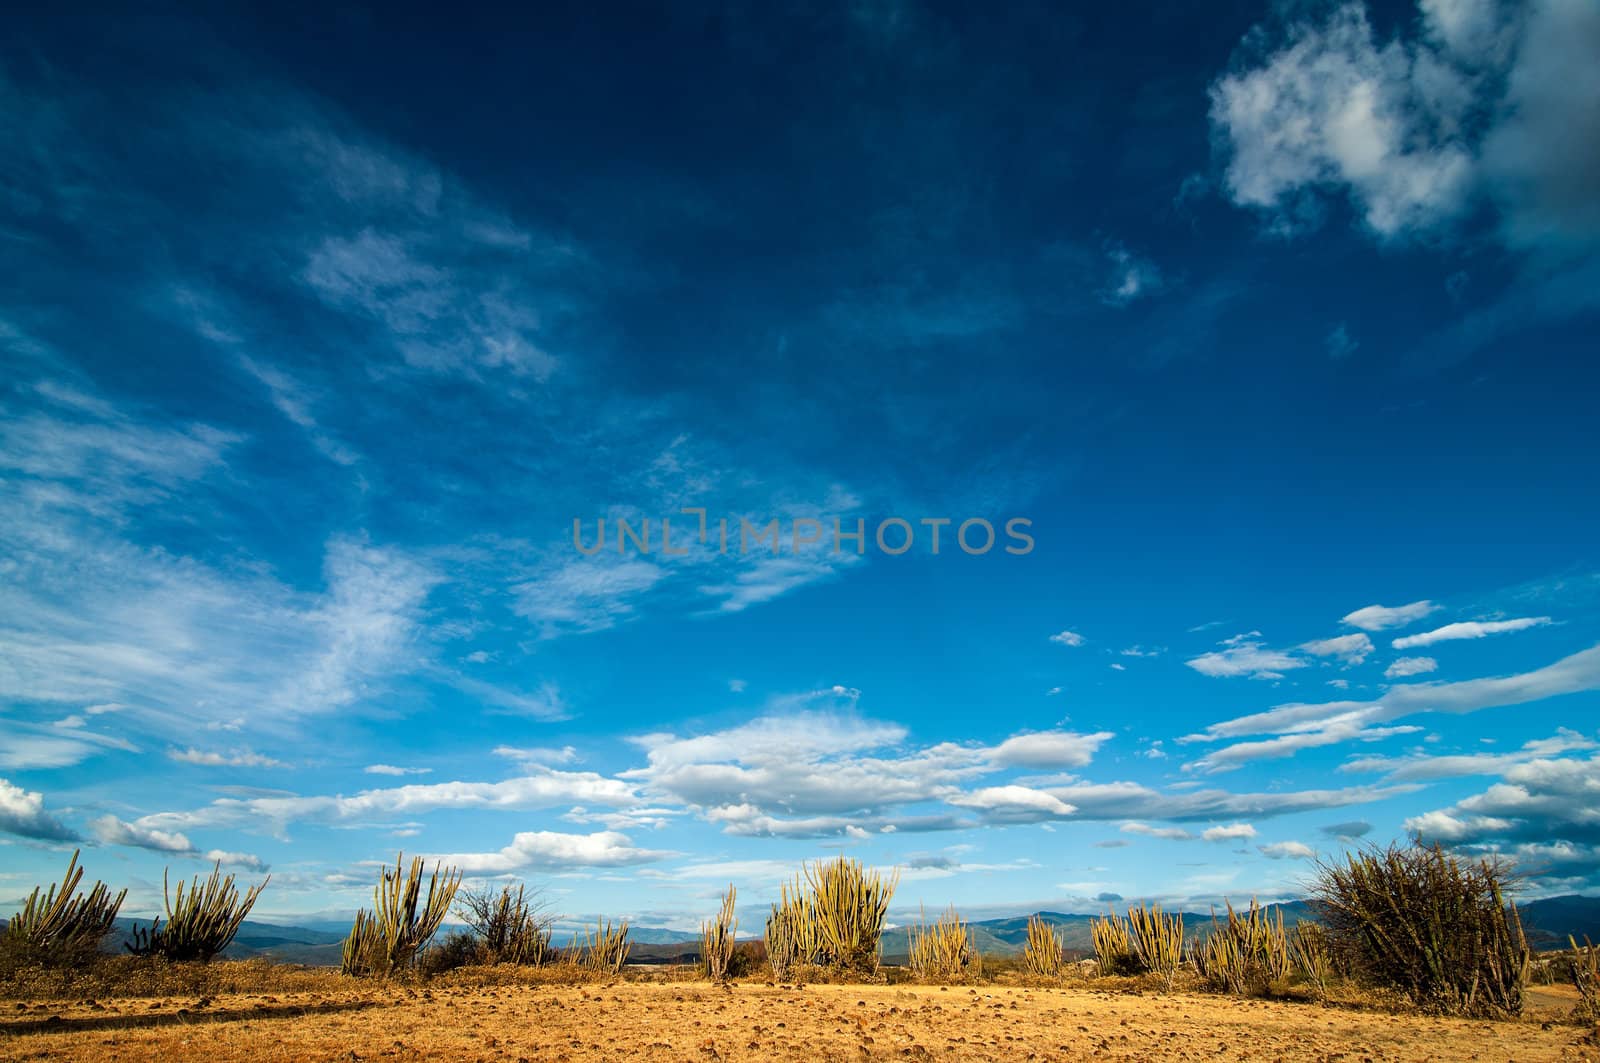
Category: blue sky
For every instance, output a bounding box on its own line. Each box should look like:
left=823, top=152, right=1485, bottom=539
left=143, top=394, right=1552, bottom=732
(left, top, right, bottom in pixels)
left=2, top=0, right=1598, bottom=931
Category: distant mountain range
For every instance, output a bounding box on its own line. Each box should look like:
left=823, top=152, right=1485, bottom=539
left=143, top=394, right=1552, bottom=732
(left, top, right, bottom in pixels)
left=99, top=894, right=1600, bottom=968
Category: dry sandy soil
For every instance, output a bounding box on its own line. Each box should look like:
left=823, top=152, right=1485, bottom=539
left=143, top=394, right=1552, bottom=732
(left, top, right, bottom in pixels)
left=2, top=981, right=1596, bottom=1062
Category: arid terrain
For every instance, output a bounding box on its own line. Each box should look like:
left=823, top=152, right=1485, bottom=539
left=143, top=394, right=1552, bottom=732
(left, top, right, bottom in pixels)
left=2, top=980, right=1595, bottom=1062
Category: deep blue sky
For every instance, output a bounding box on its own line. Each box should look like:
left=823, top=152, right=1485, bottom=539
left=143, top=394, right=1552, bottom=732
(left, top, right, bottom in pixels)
left=2, top=0, right=1597, bottom=928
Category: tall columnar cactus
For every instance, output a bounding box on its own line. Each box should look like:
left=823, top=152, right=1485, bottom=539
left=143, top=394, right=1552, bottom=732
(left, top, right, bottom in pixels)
left=579, top=917, right=631, bottom=974
left=1090, top=910, right=1136, bottom=976
left=1290, top=920, right=1333, bottom=1002
left=1193, top=897, right=1289, bottom=995
left=126, top=862, right=268, bottom=963
left=1021, top=915, right=1064, bottom=978
left=802, top=856, right=898, bottom=974
left=1127, top=903, right=1185, bottom=989
left=907, top=906, right=979, bottom=982
left=340, top=853, right=462, bottom=978
left=6, top=849, right=126, bottom=966
left=700, top=885, right=737, bottom=983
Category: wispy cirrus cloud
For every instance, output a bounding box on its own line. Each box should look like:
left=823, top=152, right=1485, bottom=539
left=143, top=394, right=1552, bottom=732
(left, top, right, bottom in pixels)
left=1392, top=616, right=1552, bottom=648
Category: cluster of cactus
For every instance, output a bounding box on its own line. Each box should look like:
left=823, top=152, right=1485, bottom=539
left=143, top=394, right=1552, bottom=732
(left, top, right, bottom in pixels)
left=700, top=885, right=738, bottom=983
left=1570, top=936, right=1599, bottom=1020
left=4, top=850, right=126, bottom=967
left=1021, top=915, right=1064, bottom=978
left=341, top=854, right=461, bottom=978
left=1090, top=909, right=1139, bottom=976
left=1192, top=898, right=1289, bottom=996
left=1310, top=843, right=1528, bottom=1017
left=126, top=862, right=269, bottom=963
left=763, top=857, right=898, bottom=977
left=1289, top=920, right=1333, bottom=1002
left=1127, top=903, right=1185, bottom=989
left=907, top=906, right=980, bottom=982
left=577, top=918, right=631, bottom=974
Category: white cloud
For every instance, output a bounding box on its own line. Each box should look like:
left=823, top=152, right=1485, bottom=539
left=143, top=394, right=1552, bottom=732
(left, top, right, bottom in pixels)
left=1385, top=656, right=1439, bottom=678
left=0, top=778, right=79, bottom=841
left=492, top=745, right=579, bottom=767
left=1259, top=840, right=1316, bottom=859
left=1049, top=630, right=1086, bottom=647
left=987, top=731, right=1114, bottom=770
left=92, top=815, right=193, bottom=853
left=1341, top=728, right=1596, bottom=781
left=1300, top=632, right=1374, bottom=665
left=1392, top=616, right=1552, bottom=648
left=203, top=850, right=269, bottom=872
left=1202, top=822, right=1258, bottom=843
left=1184, top=643, right=1600, bottom=767
left=948, top=786, right=1077, bottom=822
left=170, top=747, right=291, bottom=769
left=1099, top=243, right=1163, bottom=306
left=134, top=768, right=639, bottom=835
left=1186, top=633, right=1305, bottom=679
left=1342, top=600, right=1441, bottom=631
left=1121, top=822, right=1195, bottom=841
left=427, top=829, right=672, bottom=873
left=363, top=764, right=434, bottom=776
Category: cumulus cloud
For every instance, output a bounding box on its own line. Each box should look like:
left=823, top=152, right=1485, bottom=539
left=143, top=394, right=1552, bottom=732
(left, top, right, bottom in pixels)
left=987, top=731, right=1114, bottom=770
left=1385, top=656, right=1438, bottom=678
left=1392, top=616, right=1552, bottom=648
left=1259, top=840, right=1316, bottom=859
left=1300, top=632, right=1374, bottom=665
left=1202, top=822, right=1258, bottom=843
left=91, top=815, right=194, bottom=853
left=1099, top=243, right=1163, bottom=306
left=948, top=786, right=1078, bottom=823
left=1211, top=0, right=1598, bottom=247
left=0, top=778, right=79, bottom=841
left=1049, top=630, right=1086, bottom=647
left=1342, top=600, right=1441, bottom=631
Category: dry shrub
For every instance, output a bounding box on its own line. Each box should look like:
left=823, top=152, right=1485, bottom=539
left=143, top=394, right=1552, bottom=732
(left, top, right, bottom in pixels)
left=0, top=956, right=344, bottom=1001
left=455, top=883, right=552, bottom=966
left=1310, top=842, right=1529, bottom=1018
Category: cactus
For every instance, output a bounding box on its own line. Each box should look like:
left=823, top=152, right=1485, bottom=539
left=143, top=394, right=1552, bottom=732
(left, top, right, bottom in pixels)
left=700, top=885, right=737, bottom=982
left=1091, top=910, right=1138, bottom=976
left=907, top=905, right=979, bottom=982
left=1127, top=903, right=1184, bottom=989
left=5, top=849, right=126, bottom=967
left=1021, top=915, right=1064, bottom=978
left=1570, top=935, right=1599, bottom=1020
left=579, top=917, right=631, bottom=974
left=1194, top=898, right=1289, bottom=996
left=1290, top=920, right=1332, bottom=1002
left=340, top=853, right=461, bottom=978
left=802, top=856, right=898, bottom=974
left=125, top=862, right=268, bottom=963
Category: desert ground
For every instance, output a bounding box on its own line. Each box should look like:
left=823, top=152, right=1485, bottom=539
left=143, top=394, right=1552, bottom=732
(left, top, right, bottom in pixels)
left=1, top=980, right=1595, bottom=1062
